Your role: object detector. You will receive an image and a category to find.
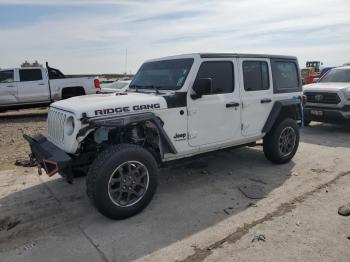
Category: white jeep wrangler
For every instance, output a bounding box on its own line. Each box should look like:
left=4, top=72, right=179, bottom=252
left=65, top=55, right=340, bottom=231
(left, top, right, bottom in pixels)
left=25, top=53, right=303, bottom=219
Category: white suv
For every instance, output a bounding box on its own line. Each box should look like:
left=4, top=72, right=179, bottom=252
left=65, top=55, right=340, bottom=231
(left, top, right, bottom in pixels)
left=25, top=53, right=303, bottom=219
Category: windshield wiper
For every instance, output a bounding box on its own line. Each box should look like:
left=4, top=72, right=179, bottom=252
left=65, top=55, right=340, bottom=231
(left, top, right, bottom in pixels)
left=129, top=84, right=161, bottom=94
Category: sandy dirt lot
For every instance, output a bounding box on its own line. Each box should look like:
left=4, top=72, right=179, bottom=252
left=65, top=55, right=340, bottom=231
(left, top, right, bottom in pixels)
left=0, top=109, right=47, bottom=171
left=0, top=110, right=349, bottom=262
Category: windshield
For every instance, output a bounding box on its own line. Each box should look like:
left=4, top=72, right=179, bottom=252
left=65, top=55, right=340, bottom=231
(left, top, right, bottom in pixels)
left=319, top=68, right=350, bottom=83
left=130, top=58, right=194, bottom=90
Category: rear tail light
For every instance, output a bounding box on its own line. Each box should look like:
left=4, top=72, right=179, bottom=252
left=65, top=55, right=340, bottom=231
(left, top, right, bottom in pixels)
left=94, top=79, right=101, bottom=89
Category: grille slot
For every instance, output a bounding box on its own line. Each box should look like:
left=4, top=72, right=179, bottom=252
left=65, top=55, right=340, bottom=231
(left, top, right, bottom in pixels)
left=305, top=92, right=340, bottom=104
left=47, top=108, right=67, bottom=145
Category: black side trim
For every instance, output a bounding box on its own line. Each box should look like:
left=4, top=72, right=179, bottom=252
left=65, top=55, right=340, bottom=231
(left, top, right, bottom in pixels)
left=162, top=92, right=187, bottom=108
left=77, top=112, right=177, bottom=156
left=199, top=53, right=297, bottom=60
left=304, top=105, right=350, bottom=112
left=262, top=99, right=301, bottom=133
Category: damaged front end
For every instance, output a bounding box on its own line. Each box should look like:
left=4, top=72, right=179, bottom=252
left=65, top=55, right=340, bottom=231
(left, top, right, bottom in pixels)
left=23, top=134, right=74, bottom=183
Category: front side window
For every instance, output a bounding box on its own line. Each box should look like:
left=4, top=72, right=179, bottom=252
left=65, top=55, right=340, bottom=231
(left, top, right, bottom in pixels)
left=0, top=70, right=14, bottom=83
left=243, top=61, right=269, bottom=91
left=130, top=58, right=194, bottom=90
left=319, top=68, right=350, bottom=83
left=272, top=61, right=299, bottom=92
left=19, top=69, right=43, bottom=82
left=195, top=61, right=234, bottom=94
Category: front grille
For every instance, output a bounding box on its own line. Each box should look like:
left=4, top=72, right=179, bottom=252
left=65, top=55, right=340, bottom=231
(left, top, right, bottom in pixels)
left=305, top=92, right=340, bottom=104
left=47, top=108, right=67, bottom=145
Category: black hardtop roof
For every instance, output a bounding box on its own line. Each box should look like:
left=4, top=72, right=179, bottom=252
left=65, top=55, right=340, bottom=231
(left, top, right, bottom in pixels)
left=199, top=53, right=297, bottom=60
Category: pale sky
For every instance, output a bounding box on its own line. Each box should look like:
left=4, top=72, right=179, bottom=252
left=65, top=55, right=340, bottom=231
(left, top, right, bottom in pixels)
left=0, top=0, right=349, bottom=74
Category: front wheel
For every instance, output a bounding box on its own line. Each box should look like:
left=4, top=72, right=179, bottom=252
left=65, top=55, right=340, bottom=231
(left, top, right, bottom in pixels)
left=263, top=118, right=299, bottom=164
left=86, top=144, right=158, bottom=219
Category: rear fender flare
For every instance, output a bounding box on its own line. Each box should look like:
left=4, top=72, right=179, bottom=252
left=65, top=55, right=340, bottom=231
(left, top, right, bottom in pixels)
left=262, top=99, right=302, bottom=133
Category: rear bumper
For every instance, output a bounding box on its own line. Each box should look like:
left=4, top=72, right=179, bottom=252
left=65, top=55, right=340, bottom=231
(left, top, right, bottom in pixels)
left=304, top=106, right=350, bottom=124
left=23, top=134, right=72, bottom=177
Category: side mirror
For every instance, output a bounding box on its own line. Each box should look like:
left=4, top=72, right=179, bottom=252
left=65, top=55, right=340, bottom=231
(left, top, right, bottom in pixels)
left=191, top=78, right=212, bottom=99
left=312, top=78, right=319, bottom=83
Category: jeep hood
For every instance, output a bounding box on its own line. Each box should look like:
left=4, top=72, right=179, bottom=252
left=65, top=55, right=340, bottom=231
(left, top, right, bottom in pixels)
left=51, top=92, right=167, bottom=118
left=303, top=82, right=350, bottom=92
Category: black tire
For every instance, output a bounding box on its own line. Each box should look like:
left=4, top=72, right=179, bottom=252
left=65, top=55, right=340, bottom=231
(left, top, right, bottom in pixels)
left=263, top=118, right=299, bottom=164
left=86, top=144, right=158, bottom=219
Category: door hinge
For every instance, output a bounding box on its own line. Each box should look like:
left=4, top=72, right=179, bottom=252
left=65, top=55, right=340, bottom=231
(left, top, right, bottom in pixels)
left=188, top=131, right=198, bottom=139
left=187, top=108, right=197, bottom=116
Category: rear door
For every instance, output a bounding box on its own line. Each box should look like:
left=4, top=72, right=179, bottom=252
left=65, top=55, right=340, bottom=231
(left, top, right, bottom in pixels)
left=239, top=58, right=273, bottom=137
left=0, top=70, right=18, bottom=105
left=17, top=68, right=50, bottom=103
left=187, top=59, right=242, bottom=147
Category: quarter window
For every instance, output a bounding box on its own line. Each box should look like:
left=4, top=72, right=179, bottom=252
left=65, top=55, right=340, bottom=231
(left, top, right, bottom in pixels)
left=272, top=61, right=300, bottom=92
left=195, top=61, right=234, bottom=94
left=0, top=70, right=14, bottom=83
left=243, top=61, right=269, bottom=91
left=19, top=69, right=43, bottom=82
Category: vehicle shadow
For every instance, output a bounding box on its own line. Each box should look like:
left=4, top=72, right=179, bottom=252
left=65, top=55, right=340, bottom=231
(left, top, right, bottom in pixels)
left=0, top=146, right=294, bottom=261
left=300, top=122, right=350, bottom=148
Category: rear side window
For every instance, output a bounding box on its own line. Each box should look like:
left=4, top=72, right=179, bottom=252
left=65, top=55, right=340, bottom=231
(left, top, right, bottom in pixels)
left=19, top=69, right=43, bottom=82
left=0, top=70, right=14, bottom=83
left=271, top=60, right=301, bottom=93
left=243, top=61, right=269, bottom=91
left=196, top=61, right=234, bottom=94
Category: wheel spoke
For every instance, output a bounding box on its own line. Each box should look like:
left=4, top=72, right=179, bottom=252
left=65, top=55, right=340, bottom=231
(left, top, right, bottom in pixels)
left=278, top=127, right=296, bottom=156
left=108, top=161, right=149, bottom=207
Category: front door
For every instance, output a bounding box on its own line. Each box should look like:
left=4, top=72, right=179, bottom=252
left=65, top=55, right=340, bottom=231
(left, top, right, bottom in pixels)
left=17, top=68, right=50, bottom=103
left=239, top=58, right=273, bottom=137
left=187, top=60, right=241, bottom=147
left=0, top=70, right=18, bottom=105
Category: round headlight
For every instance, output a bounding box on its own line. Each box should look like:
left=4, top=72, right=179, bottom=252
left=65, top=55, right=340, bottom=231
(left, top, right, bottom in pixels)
left=64, top=116, right=75, bottom=136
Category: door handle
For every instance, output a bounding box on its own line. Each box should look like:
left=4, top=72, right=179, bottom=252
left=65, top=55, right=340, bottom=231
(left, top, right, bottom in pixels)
left=260, top=98, right=272, bottom=104
left=38, top=83, right=46, bottom=85
left=6, top=85, right=15, bottom=88
left=226, top=102, right=240, bottom=108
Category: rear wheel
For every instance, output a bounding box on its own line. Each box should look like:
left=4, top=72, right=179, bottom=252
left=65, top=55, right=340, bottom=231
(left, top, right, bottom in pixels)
left=86, top=144, right=158, bottom=219
left=263, top=118, right=299, bottom=164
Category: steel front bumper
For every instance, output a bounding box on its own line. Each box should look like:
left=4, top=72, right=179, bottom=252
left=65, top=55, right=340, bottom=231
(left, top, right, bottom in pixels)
left=23, top=134, right=72, bottom=177
left=304, top=105, right=350, bottom=125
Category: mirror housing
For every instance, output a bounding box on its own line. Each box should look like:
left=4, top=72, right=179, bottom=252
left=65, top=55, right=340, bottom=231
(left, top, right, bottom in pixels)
left=191, top=78, right=212, bottom=99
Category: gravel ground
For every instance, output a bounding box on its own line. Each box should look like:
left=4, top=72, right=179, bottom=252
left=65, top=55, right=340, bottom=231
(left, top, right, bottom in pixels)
left=0, top=110, right=349, bottom=262
left=0, top=109, right=47, bottom=171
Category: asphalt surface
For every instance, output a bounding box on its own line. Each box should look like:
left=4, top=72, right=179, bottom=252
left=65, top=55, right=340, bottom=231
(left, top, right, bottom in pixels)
left=0, top=122, right=349, bottom=262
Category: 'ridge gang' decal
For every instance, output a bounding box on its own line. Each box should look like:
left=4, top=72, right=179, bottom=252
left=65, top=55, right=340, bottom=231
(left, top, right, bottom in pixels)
left=94, top=103, right=161, bottom=116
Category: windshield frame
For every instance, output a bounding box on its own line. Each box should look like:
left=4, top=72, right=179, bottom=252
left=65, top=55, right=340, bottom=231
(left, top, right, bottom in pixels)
left=130, top=58, right=194, bottom=91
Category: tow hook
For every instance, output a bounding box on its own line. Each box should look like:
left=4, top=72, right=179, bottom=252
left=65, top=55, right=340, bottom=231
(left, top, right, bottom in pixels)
left=29, top=153, right=42, bottom=175
left=37, top=164, right=43, bottom=175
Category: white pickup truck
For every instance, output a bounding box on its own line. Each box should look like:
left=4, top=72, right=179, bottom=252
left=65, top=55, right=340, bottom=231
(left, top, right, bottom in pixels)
left=0, top=63, right=100, bottom=111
